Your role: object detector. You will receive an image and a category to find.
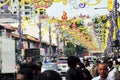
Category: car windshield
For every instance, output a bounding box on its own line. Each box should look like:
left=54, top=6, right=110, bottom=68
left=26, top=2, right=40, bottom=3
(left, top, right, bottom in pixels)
left=57, top=59, right=67, bottom=63
left=42, top=63, right=56, bottom=70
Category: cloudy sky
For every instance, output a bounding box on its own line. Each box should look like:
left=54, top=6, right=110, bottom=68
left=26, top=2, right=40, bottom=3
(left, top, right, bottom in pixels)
left=46, top=0, right=120, bottom=19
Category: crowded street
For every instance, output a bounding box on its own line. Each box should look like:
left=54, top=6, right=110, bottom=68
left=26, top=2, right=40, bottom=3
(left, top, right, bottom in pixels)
left=0, top=0, right=120, bottom=80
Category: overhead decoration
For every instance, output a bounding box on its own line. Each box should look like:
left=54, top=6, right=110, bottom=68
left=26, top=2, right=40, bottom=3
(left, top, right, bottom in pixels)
left=117, top=15, right=120, bottom=30
left=108, top=0, right=114, bottom=11
left=43, top=0, right=53, bottom=3
left=63, top=0, right=68, bottom=5
left=79, top=3, right=86, bottom=8
left=91, top=15, right=110, bottom=51
left=20, top=0, right=53, bottom=7
left=0, top=0, right=10, bottom=8
left=53, top=0, right=62, bottom=2
left=61, top=11, right=68, bottom=20
left=80, top=0, right=102, bottom=6
left=1, top=5, right=9, bottom=10
left=32, top=1, right=53, bottom=9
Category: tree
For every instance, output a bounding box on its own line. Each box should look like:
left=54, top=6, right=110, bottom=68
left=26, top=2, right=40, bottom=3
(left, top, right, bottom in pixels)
left=66, top=43, right=88, bottom=57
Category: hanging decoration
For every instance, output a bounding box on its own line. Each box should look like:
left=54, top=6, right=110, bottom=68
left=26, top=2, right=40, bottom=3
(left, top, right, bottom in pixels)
left=1, top=5, right=9, bottom=10
left=108, top=0, right=114, bottom=11
left=43, top=0, right=53, bottom=3
left=53, top=0, right=62, bottom=2
left=63, top=0, right=68, bottom=5
left=61, top=11, right=68, bottom=20
left=79, top=3, right=86, bottom=8
left=117, top=15, right=120, bottom=30
left=80, top=0, right=102, bottom=6
left=0, top=0, right=10, bottom=8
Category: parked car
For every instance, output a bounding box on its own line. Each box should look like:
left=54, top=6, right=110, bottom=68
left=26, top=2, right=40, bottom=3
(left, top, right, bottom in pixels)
left=56, top=57, right=69, bottom=76
left=41, top=62, right=57, bottom=72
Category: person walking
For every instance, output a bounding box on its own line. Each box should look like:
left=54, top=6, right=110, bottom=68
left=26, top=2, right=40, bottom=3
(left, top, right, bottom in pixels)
left=92, top=63, right=111, bottom=80
left=39, top=70, right=62, bottom=80
left=66, top=56, right=84, bottom=80
left=107, top=61, right=118, bottom=80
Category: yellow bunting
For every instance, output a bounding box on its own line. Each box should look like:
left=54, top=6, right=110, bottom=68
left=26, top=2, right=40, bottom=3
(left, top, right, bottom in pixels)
left=31, top=0, right=42, bottom=3
left=113, top=28, right=117, bottom=40
left=117, top=16, right=120, bottom=30
left=20, top=0, right=42, bottom=5
left=43, top=0, right=53, bottom=3
left=106, top=20, right=111, bottom=28
left=101, top=15, right=107, bottom=20
left=20, top=0, right=25, bottom=6
left=108, top=0, right=114, bottom=11
left=97, top=17, right=102, bottom=23
left=21, top=23, right=25, bottom=30
left=53, top=0, right=62, bottom=2
left=63, top=0, right=68, bottom=5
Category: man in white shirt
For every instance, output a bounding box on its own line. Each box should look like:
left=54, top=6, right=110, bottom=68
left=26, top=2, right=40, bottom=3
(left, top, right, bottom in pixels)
left=92, top=63, right=111, bottom=80
left=107, top=61, right=118, bottom=80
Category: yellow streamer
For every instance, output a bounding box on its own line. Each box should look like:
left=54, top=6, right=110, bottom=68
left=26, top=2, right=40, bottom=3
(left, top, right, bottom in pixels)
left=108, top=0, right=114, bottom=11
left=63, top=0, right=68, bottom=5
left=21, top=23, right=25, bottom=30
left=117, top=16, right=120, bottom=30
left=0, top=0, right=10, bottom=8
left=106, top=20, right=111, bottom=28
left=53, top=0, right=62, bottom=2
left=80, top=0, right=102, bottom=6
left=43, top=0, right=53, bottom=3
left=113, top=28, right=117, bottom=40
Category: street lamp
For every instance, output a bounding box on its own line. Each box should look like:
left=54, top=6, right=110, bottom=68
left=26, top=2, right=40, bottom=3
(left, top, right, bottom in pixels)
left=56, top=27, right=62, bottom=55
left=49, top=24, right=52, bottom=56
left=17, top=1, right=23, bottom=55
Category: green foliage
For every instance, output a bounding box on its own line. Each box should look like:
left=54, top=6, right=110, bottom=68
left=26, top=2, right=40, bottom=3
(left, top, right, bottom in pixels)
left=66, top=47, right=76, bottom=56
left=66, top=43, right=88, bottom=56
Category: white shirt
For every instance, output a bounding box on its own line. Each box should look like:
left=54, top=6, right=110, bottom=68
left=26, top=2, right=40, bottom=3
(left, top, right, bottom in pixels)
left=92, top=76, right=112, bottom=80
left=108, top=67, right=117, bottom=80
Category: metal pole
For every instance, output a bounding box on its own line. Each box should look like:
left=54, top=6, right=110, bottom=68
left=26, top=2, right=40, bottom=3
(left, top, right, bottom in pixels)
left=114, top=0, right=119, bottom=57
left=56, top=30, right=59, bottom=55
left=17, top=1, right=22, bottom=55
left=49, top=25, right=52, bottom=56
left=63, top=37, right=66, bottom=55
left=38, top=23, right=42, bottom=48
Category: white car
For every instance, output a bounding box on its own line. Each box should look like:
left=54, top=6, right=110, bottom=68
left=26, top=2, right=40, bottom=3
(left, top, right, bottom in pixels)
left=56, top=57, right=69, bottom=76
left=41, top=62, right=57, bottom=72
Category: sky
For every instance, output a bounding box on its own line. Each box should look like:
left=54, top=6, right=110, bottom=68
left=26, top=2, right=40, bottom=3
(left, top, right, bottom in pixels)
left=46, top=0, right=120, bottom=19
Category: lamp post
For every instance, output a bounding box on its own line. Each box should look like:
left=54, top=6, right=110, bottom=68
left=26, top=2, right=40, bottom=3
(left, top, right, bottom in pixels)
left=56, top=27, right=62, bottom=55
left=38, top=23, right=42, bottom=48
left=49, top=24, right=52, bottom=56
left=17, top=1, right=22, bottom=55
left=114, top=0, right=119, bottom=57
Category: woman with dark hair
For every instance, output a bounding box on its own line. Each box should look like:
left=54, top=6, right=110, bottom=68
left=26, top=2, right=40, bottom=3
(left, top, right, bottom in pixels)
left=39, top=70, right=62, bottom=80
left=17, top=69, right=33, bottom=80
left=76, top=62, right=92, bottom=80
left=66, top=56, right=84, bottom=80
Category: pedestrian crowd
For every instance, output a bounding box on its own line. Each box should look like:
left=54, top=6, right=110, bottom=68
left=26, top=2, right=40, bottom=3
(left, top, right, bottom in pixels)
left=16, top=56, right=120, bottom=80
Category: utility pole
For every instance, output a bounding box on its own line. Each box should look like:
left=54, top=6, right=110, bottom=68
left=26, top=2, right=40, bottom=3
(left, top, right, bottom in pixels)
left=17, top=1, right=22, bottom=55
left=113, top=0, right=119, bottom=57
